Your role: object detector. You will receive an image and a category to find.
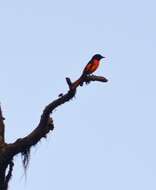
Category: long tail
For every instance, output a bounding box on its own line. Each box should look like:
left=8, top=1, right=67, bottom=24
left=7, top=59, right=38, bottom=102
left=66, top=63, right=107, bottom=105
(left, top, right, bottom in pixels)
left=72, top=73, right=86, bottom=89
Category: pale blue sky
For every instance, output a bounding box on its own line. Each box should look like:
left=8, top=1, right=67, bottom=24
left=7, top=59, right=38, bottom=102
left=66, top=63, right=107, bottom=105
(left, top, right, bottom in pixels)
left=0, top=0, right=156, bottom=189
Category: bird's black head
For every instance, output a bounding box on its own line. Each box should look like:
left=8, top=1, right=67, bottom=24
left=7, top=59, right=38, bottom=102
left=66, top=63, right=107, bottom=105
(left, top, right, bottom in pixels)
left=92, top=54, right=105, bottom=60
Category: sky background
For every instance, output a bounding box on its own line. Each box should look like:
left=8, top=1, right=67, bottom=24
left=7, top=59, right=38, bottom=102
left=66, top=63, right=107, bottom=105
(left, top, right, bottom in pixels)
left=0, top=0, right=156, bottom=189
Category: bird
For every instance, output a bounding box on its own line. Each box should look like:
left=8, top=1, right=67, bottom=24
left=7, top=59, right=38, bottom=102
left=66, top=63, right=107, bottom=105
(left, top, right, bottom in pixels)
left=73, top=54, right=105, bottom=87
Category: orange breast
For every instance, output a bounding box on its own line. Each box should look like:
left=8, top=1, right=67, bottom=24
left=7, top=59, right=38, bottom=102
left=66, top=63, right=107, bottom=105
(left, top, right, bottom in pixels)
left=85, top=59, right=100, bottom=74
left=90, top=60, right=100, bottom=73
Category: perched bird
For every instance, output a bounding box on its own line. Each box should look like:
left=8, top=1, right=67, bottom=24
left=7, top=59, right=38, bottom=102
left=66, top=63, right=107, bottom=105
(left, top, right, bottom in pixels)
left=73, top=54, right=105, bottom=87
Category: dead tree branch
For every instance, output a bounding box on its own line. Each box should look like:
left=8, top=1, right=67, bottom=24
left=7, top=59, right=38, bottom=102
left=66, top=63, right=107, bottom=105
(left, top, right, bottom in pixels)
left=7, top=74, right=108, bottom=157
left=0, top=73, right=108, bottom=189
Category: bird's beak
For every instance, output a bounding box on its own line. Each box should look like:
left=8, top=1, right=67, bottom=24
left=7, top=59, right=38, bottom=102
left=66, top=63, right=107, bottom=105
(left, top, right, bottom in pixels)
left=102, top=56, right=106, bottom=59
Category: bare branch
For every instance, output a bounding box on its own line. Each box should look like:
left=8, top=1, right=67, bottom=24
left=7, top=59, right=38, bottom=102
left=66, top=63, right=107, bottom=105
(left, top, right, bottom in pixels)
left=0, top=73, right=108, bottom=189
left=6, top=74, right=108, bottom=157
left=85, top=75, right=108, bottom=83
left=6, top=86, right=75, bottom=157
left=6, top=116, right=54, bottom=156
left=71, top=74, right=108, bottom=89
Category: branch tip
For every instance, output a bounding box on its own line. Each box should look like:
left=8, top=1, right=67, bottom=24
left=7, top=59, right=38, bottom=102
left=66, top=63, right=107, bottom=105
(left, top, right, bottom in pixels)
left=66, top=77, right=72, bottom=88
